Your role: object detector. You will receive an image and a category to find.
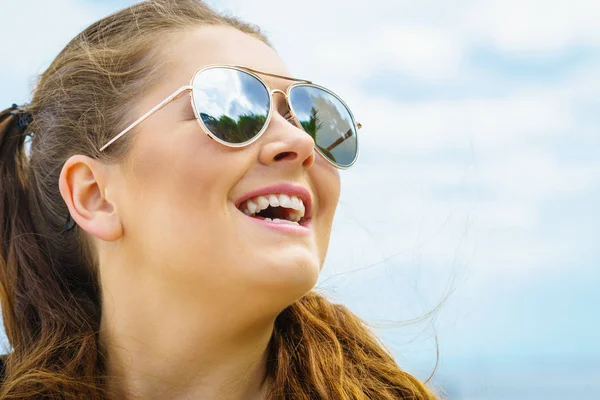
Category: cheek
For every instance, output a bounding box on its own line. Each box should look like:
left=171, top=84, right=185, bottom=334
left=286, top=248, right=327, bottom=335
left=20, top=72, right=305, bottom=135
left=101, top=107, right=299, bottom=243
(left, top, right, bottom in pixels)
left=315, top=156, right=341, bottom=217
left=118, top=127, right=249, bottom=266
left=312, top=160, right=341, bottom=260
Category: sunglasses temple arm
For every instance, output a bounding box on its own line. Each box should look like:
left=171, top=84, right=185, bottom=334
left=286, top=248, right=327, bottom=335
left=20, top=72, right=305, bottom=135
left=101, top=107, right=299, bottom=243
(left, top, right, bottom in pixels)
left=99, top=86, right=192, bottom=152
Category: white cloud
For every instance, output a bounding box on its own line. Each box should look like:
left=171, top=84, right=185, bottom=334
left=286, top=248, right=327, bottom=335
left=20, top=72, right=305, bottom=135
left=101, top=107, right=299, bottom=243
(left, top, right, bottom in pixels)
left=307, top=27, right=463, bottom=82
left=352, top=92, right=572, bottom=154
left=465, top=0, right=600, bottom=52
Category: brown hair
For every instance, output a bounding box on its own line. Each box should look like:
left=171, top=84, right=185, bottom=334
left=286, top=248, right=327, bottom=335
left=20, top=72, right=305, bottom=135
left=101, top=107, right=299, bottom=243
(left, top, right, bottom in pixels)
left=0, top=0, right=440, bottom=398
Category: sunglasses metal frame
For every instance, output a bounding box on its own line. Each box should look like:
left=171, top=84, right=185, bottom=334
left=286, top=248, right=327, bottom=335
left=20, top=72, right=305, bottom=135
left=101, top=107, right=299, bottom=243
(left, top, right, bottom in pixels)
left=99, top=65, right=362, bottom=169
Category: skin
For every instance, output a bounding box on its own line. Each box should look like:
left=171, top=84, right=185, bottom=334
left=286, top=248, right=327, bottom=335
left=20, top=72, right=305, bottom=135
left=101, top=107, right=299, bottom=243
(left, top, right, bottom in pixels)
left=59, top=25, right=341, bottom=400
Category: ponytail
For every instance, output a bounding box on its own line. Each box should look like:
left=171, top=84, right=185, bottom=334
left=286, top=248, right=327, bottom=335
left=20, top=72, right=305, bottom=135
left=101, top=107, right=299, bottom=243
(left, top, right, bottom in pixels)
left=0, top=105, right=107, bottom=398
left=0, top=104, right=39, bottom=349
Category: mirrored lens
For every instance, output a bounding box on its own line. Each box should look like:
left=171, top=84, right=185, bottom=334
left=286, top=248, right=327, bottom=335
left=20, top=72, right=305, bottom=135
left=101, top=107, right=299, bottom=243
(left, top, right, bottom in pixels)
left=289, top=85, right=358, bottom=167
left=192, top=67, right=270, bottom=144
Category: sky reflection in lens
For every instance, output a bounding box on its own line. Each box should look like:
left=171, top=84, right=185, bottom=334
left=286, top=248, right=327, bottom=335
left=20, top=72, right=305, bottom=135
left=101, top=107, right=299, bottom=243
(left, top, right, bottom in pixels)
left=193, top=67, right=270, bottom=143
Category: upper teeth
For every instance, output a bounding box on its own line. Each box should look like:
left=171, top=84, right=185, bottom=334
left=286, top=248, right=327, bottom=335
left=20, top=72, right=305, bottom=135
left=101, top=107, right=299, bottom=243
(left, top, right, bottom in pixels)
left=240, top=194, right=306, bottom=221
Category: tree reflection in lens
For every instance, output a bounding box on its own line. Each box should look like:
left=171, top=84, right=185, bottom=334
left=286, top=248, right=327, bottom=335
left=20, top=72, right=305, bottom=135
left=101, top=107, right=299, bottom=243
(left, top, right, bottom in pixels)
left=200, top=113, right=267, bottom=143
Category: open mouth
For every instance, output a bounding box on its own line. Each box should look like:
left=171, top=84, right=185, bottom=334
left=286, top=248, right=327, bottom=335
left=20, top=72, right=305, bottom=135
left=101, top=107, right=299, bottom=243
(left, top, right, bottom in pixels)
left=237, top=193, right=310, bottom=226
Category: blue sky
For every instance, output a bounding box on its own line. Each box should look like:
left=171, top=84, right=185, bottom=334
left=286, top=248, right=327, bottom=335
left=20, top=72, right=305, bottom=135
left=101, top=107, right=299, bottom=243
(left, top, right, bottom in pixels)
left=1, top=0, right=599, bottom=398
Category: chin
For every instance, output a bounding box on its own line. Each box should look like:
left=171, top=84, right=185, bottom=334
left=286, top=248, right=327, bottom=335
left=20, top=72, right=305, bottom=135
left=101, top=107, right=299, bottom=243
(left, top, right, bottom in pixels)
left=250, top=255, right=321, bottom=298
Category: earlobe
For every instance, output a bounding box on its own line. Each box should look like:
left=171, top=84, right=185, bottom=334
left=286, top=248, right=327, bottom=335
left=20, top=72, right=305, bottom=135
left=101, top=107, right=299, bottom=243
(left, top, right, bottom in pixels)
left=59, top=155, right=123, bottom=241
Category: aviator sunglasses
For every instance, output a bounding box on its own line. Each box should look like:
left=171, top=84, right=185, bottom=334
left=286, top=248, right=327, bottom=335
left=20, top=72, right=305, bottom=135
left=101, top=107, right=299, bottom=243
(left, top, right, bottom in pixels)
left=100, top=65, right=361, bottom=168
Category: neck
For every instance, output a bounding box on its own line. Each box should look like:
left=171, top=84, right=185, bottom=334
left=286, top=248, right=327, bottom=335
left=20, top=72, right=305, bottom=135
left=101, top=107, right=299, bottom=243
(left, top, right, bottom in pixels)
left=100, top=307, right=274, bottom=400
left=98, top=275, right=276, bottom=400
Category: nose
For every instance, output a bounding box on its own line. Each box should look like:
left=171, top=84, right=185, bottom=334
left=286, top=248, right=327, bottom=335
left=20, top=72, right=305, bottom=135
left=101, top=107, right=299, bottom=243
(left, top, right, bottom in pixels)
left=257, top=93, right=316, bottom=170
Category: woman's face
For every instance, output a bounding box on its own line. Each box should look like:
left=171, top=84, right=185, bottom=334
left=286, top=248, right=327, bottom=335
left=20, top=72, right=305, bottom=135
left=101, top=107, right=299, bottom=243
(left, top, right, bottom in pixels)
left=107, top=26, right=341, bottom=313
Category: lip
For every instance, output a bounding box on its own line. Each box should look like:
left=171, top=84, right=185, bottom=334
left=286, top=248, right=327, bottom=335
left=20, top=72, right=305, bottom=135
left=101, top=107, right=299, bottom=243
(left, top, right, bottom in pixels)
left=234, top=183, right=313, bottom=219
left=246, top=215, right=312, bottom=235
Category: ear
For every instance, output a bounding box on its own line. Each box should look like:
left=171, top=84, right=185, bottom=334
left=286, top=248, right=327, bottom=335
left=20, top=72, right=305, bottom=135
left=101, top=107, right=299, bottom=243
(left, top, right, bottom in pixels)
left=59, top=155, right=123, bottom=241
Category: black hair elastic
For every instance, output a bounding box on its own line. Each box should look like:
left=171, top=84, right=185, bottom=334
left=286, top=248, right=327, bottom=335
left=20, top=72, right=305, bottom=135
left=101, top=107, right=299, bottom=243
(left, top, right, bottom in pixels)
left=9, top=103, right=33, bottom=134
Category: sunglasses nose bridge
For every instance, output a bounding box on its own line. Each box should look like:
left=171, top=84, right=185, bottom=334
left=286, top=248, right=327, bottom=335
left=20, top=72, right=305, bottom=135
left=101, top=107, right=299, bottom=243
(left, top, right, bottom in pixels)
left=270, top=89, right=297, bottom=124
left=270, top=88, right=289, bottom=104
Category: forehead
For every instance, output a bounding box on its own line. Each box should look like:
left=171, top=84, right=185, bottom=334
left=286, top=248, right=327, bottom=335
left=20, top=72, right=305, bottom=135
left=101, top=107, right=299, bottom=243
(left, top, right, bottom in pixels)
left=165, top=25, right=291, bottom=87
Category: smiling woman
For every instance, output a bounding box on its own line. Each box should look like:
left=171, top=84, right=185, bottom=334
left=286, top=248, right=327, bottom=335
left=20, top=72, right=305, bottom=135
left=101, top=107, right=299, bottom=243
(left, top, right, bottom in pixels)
left=0, top=0, right=438, bottom=399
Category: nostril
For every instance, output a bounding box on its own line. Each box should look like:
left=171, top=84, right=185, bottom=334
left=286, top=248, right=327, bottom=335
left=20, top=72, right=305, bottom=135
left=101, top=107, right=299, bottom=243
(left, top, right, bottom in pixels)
left=303, top=149, right=315, bottom=168
left=274, top=151, right=296, bottom=161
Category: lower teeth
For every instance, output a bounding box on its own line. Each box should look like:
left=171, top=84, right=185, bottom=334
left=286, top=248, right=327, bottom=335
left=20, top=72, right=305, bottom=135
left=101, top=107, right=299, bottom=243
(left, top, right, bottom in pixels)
left=264, top=218, right=299, bottom=225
